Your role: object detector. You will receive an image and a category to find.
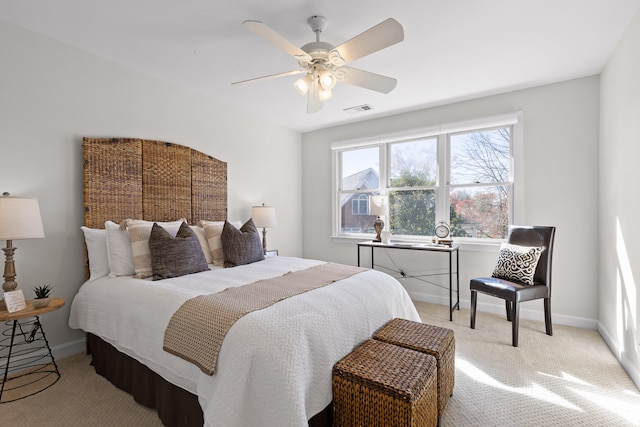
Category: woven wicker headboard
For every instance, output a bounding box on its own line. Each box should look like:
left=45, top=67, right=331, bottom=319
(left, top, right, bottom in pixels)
left=83, top=137, right=227, bottom=227
left=82, top=137, right=227, bottom=279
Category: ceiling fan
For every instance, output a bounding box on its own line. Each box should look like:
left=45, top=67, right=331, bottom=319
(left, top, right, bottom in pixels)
left=232, top=15, right=404, bottom=113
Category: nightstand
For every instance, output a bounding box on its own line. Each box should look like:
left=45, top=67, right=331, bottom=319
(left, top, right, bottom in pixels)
left=265, top=250, right=279, bottom=257
left=0, top=297, right=65, bottom=403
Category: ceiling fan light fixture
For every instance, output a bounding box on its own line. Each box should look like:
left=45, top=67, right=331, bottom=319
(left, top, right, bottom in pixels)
left=294, top=74, right=312, bottom=95
left=319, top=69, right=336, bottom=90
left=318, top=85, right=333, bottom=101
left=236, top=16, right=404, bottom=114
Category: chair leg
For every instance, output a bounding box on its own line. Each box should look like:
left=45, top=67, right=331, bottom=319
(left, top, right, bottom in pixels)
left=511, top=301, right=519, bottom=347
left=544, top=297, right=553, bottom=336
left=470, top=290, right=477, bottom=329
left=505, top=300, right=512, bottom=321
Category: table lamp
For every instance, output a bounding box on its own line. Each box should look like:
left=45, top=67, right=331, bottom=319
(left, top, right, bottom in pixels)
left=369, top=195, right=387, bottom=242
left=251, top=203, right=277, bottom=254
left=0, top=194, right=45, bottom=293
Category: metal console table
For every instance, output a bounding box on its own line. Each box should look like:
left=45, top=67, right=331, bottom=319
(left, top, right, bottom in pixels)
left=357, top=241, right=460, bottom=321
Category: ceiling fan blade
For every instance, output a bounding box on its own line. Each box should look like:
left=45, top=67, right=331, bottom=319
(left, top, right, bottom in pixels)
left=232, top=69, right=306, bottom=86
left=330, top=18, right=404, bottom=65
left=336, top=67, right=397, bottom=94
left=307, top=81, right=323, bottom=113
left=243, top=20, right=312, bottom=63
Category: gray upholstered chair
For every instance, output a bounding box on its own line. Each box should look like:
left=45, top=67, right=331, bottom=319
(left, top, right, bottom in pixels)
left=470, top=225, right=556, bottom=347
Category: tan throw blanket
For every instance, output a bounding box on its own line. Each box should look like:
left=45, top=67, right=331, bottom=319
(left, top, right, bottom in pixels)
left=163, top=262, right=366, bottom=375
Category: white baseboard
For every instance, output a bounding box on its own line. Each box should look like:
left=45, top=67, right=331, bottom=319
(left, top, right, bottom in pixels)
left=52, top=338, right=86, bottom=359
left=408, top=291, right=598, bottom=330
left=597, top=322, right=640, bottom=391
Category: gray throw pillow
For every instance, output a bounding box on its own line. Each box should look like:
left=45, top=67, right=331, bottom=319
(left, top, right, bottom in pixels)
left=221, top=219, right=265, bottom=267
left=149, top=222, right=209, bottom=281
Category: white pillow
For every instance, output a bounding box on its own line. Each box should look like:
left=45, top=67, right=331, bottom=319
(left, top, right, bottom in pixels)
left=199, top=220, right=241, bottom=267
left=105, top=220, right=135, bottom=277
left=190, top=225, right=213, bottom=264
left=125, top=219, right=186, bottom=279
left=80, top=226, right=109, bottom=281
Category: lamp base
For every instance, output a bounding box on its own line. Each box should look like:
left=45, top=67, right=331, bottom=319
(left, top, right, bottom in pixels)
left=373, top=217, right=384, bottom=242
left=2, top=243, right=17, bottom=293
left=261, top=228, right=268, bottom=255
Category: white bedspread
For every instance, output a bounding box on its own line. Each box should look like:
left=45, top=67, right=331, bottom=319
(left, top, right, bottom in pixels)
left=69, top=256, right=421, bottom=427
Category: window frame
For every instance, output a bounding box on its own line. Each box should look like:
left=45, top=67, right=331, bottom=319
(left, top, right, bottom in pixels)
left=331, top=112, right=524, bottom=248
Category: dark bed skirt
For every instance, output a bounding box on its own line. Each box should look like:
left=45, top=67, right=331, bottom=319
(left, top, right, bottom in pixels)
left=87, top=334, right=332, bottom=426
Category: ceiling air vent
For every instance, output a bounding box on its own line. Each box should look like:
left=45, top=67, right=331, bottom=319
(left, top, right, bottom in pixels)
left=343, top=104, right=374, bottom=114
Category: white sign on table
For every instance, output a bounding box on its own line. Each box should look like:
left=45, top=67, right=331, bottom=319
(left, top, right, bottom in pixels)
left=4, top=289, right=27, bottom=313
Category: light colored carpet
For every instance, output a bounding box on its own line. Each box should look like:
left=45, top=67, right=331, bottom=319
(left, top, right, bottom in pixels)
left=417, top=302, right=640, bottom=426
left=0, top=349, right=162, bottom=426
left=2, top=302, right=639, bottom=426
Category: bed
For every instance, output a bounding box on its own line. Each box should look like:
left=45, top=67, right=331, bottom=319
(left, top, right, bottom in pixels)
left=69, top=137, right=421, bottom=427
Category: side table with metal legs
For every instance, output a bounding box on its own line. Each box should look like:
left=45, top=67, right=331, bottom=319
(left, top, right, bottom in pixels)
left=0, top=298, right=65, bottom=403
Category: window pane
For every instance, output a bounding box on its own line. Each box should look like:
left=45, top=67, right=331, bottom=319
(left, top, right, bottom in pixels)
left=389, top=189, right=436, bottom=236
left=450, top=128, right=510, bottom=185
left=342, top=147, right=379, bottom=191
left=450, top=185, right=510, bottom=238
left=390, top=138, right=437, bottom=187
left=351, top=194, right=369, bottom=215
left=340, top=191, right=377, bottom=233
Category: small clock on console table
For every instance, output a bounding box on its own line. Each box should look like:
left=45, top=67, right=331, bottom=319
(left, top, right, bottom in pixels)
left=433, top=221, right=453, bottom=247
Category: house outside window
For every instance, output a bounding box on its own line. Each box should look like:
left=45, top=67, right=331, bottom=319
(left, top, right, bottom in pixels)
left=332, top=113, right=523, bottom=242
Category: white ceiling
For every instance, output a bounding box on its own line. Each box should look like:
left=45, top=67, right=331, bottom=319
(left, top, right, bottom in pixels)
left=2, top=1, right=639, bottom=133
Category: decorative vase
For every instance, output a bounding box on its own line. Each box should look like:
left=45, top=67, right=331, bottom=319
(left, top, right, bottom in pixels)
left=32, top=298, right=51, bottom=308
left=373, top=216, right=384, bottom=242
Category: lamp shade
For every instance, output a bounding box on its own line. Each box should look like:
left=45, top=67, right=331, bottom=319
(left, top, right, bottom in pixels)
left=0, top=196, right=45, bottom=240
left=251, top=205, right=277, bottom=228
left=369, top=195, right=387, bottom=217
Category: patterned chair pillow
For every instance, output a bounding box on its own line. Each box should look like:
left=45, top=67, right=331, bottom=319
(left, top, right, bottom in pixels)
left=491, top=243, right=543, bottom=285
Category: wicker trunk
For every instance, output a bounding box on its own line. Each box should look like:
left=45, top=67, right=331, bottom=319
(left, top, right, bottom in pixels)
left=333, top=339, right=438, bottom=427
left=373, top=318, right=455, bottom=423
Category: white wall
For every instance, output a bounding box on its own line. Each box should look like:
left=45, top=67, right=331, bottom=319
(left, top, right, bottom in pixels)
left=599, top=9, right=640, bottom=388
left=0, top=20, right=302, bottom=356
left=302, top=76, right=601, bottom=328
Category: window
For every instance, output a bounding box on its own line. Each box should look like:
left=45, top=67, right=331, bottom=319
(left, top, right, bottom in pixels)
left=332, top=113, right=522, bottom=241
left=388, top=137, right=438, bottom=236
left=352, top=195, right=369, bottom=215
left=449, top=128, right=511, bottom=238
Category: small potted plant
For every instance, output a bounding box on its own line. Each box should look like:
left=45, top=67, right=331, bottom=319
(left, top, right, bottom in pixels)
left=32, top=284, right=54, bottom=308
